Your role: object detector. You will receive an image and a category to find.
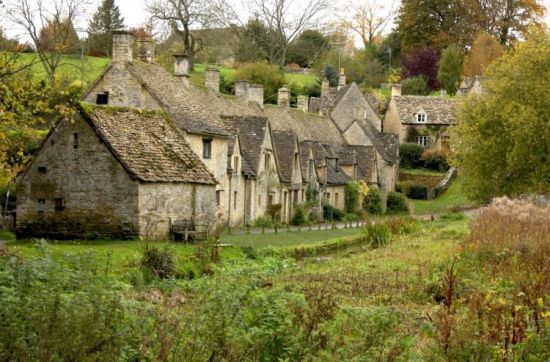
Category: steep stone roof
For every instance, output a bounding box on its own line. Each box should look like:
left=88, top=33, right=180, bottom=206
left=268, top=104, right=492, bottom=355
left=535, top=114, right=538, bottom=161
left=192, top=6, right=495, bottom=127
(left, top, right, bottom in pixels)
left=327, top=161, right=351, bottom=185
left=346, top=145, right=376, bottom=182
left=358, top=120, right=399, bottom=164
left=264, top=105, right=345, bottom=145
left=337, top=149, right=357, bottom=165
left=223, top=116, right=269, bottom=176
left=393, top=95, right=458, bottom=125
left=272, top=130, right=298, bottom=183
left=81, top=105, right=216, bottom=184
left=298, top=141, right=315, bottom=182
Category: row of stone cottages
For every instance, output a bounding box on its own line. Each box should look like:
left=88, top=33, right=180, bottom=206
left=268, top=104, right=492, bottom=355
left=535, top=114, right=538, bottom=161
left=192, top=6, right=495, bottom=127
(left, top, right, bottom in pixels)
left=15, top=31, right=457, bottom=240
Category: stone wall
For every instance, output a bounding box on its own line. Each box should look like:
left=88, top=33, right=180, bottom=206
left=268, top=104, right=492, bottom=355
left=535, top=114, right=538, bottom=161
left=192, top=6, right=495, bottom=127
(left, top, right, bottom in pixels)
left=16, top=116, right=140, bottom=239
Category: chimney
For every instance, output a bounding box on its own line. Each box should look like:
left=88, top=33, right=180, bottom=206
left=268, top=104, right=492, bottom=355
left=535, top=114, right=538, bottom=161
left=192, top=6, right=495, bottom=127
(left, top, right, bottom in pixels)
left=277, top=85, right=290, bottom=107
left=173, top=54, right=191, bottom=87
left=338, top=68, right=346, bottom=90
left=440, top=89, right=447, bottom=97
left=247, top=84, right=264, bottom=108
left=297, top=95, right=309, bottom=113
left=205, top=68, right=220, bottom=93
left=321, top=77, right=330, bottom=97
left=235, top=80, right=249, bottom=98
left=112, top=31, right=134, bottom=64
left=136, top=37, right=155, bottom=63
left=391, top=84, right=402, bottom=98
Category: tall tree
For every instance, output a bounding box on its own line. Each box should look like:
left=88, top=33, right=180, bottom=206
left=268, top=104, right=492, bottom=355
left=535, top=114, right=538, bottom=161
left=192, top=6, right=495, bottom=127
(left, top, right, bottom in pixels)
left=234, top=18, right=278, bottom=63
left=2, top=0, right=89, bottom=82
left=87, top=0, right=125, bottom=57
left=438, top=44, right=462, bottom=95
left=463, top=31, right=504, bottom=76
left=39, top=17, right=80, bottom=54
left=402, top=46, right=440, bottom=89
left=453, top=29, right=550, bottom=202
left=339, top=0, right=395, bottom=50
left=287, top=29, right=330, bottom=68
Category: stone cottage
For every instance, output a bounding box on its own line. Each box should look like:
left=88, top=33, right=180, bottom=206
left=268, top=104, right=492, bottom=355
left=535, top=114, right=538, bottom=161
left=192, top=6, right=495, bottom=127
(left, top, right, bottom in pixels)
left=457, top=76, right=487, bottom=96
left=383, top=85, right=458, bottom=151
left=16, top=106, right=217, bottom=240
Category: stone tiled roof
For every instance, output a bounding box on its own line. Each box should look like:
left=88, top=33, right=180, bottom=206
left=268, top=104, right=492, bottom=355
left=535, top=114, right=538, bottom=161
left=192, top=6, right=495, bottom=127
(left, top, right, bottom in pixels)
left=264, top=105, right=345, bottom=145
left=327, top=161, right=350, bottom=185
left=81, top=105, right=216, bottom=184
left=346, top=145, right=376, bottom=182
left=298, top=141, right=315, bottom=182
left=358, top=120, right=399, bottom=164
left=312, top=141, right=327, bottom=167
left=272, top=130, right=298, bottom=183
left=223, top=116, right=269, bottom=176
left=337, top=149, right=356, bottom=165
left=393, top=95, right=458, bottom=125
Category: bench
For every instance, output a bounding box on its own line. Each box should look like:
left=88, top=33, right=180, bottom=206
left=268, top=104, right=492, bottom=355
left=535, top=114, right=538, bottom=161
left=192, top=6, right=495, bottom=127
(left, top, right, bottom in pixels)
left=170, top=219, right=209, bottom=242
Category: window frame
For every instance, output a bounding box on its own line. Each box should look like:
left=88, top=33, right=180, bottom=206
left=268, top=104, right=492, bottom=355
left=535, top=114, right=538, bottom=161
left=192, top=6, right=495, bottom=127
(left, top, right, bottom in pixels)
left=416, top=112, right=427, bottom=123
left=418, top=135, right=428, bottom=147
left=202, top=138, right=212, bottom=159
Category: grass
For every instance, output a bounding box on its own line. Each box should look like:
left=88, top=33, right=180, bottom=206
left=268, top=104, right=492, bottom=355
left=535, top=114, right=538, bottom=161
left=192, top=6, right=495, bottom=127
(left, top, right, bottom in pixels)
left=399, top=168, right=447, bottom=176
left=411, top=176, right=476, bottom=215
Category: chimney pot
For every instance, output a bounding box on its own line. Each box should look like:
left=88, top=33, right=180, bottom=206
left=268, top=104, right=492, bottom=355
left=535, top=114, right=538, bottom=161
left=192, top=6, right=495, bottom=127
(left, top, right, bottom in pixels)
left=297, top=95, right=309, bottom=112
left=247, top=84, right=264, bottom=108
left=440, top=89, right=447, bottom=97
left=112, top=31, right=134, bottom=64
left=391, top=84, right=402, bottom=98
left=173, top=54, right=191, bottom=86
left=205, top=68, right=220, bottom=93
left=136, top=37, right=155, bottom=63
left=321, top=77, right=330, bottom=98
left=278, top=85, right=290, bottom=107
left=338, top=68, right=346, bottom=90
left=235, top=80, right=249, bottom=98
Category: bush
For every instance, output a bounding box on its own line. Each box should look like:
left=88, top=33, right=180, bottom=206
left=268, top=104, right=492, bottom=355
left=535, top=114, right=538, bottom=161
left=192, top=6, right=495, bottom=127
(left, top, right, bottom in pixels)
left=395, top=181, right=414, bottom=196
left=267, top=203, right=282, bottom=222
left=254, top=216, right=273, bottom=228
left=344, top=181, right=360, bottom=213
left=361, top=221, right=391, bottom=248
left=386, top=192, right=409, bottom=214
left=399, top=143, right=425, bottom=168
left=235, top=62, right=284, bottom=104
left=407, top=185, right=429, bottom=199
left=323, top=204, right=344, bottom=222
left=363, top=188, right=383, bottom=214
left=401, top=76, right=429, bottom=95
left=421, top=150, right=450, bottom=171
left=291, top=204, right=308, bottom=226
left=141, top=245, right=176, bottom=279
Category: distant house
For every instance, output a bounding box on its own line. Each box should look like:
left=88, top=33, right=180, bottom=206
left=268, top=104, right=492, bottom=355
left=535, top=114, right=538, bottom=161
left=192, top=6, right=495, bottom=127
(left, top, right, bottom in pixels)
left=383, top=85, right=458, bottom=151
left=16, top=106, right=217, bottom=240
left=457, top=76, right=488, bottom=96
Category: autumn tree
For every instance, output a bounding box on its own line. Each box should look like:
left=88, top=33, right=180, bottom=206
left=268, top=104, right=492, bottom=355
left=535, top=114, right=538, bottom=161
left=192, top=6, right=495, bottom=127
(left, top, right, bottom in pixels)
left=234, top=18, right=279, bottom=63
left=438, top=44, right=462, bottom=95
left=463, top=31, right=504, bottom=77
left=402, top=46, right=440, bottom=89
left=38, top=17, right=80, bottom=54
left=452, top=29, right=550, bottom=202
left=87, top=0, right=126, bottom=57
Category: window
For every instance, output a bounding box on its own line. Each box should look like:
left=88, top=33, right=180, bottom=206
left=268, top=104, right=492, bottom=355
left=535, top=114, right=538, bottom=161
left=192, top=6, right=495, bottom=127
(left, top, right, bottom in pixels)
left=294, top=153, right=299, bottom=170
left=227, top=156, right=232, bottom=170
left=235, top=157, right=240, bottom=172
left=234, top=191, right=238, bottom=209
left=216, top=190, right=221, bottom=206
left=38, top=166, right=47, bottom=174
left=293, top=190, right=298, bottom=205
left=418, top=136, right=428, bottom=147
left=416, top=113, right=427, bottom=123
left=326, top=193, right=331, bottom=203
left=95, top=92, right=109, bottom=105
left=268, top=194, right=273, bottom=206
left=335, top=159, right=340, bottom=173
left=202, top=139, right=212, bottom=159
left=301, top=190, right=305, bottom=201
left=335, top=193, right=339, bottom=207
left=37, top=199, right=45, bottom=213
left=73, top=133, right=79, bottom=149
left=264, top=153, right=271, bottom=171
left=54, top=198, right=65, bottom=211
left=308, top=160, right=314, bottom=179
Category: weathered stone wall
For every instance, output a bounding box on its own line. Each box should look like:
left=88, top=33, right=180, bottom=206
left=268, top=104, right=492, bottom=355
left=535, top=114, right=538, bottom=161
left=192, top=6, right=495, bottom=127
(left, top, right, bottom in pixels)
left=138, top=182, right=216, bottom=240
left=343, top=122, right=373, bottom=146
left=382, top=99, right=402, bottom=135
left=226, top=143, right=246, bottom=227
left=16, top=116, right=140, bottom=239
left=332, top=84, right=381, bottom=132
left=324, top=185, right=346, bottom=210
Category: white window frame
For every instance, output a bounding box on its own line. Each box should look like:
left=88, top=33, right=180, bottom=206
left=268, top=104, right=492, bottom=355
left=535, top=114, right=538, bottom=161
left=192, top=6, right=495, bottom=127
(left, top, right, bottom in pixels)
left=416, top=112, right=427, bottom=123
left=418, top=136, right=428, bottom=147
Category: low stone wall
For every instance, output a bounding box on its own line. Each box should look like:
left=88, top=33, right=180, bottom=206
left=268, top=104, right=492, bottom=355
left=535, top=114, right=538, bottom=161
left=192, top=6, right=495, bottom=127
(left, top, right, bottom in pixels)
left=431, top=168, right=457, bottom=199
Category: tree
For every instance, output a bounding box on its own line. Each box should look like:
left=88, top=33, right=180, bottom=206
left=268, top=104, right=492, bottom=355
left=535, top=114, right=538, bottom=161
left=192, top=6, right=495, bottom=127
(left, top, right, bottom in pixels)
left=438, top=44, right=462, bottom=95
left=2, top=0, right=89, bottom=82
left=235, top=62, right=284, bottom=104
left=38, top=17, right=80, bottom=54
left=287, top=30, right=330, bottom=68
left=401, top=46, right=440, bottom=89
left=246, top=0, right=330, bottom=66
left=452, top=29, right=550, bottom=202
left=463, top=31, right=504, bottom=77
left=87, top=0, right=125, bottom=57
left=234, top=18, right=278, bottom=63
left=339, top=0, right=395, bottom=50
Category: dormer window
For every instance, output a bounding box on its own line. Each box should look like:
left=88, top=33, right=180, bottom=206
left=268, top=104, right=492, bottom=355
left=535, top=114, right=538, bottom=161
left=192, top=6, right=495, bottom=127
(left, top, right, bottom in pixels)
left=416, top=111, right=427, bottom=123
left=96, top=91, right=109, bottom=105
left=294, top=153, right=299, bottom=170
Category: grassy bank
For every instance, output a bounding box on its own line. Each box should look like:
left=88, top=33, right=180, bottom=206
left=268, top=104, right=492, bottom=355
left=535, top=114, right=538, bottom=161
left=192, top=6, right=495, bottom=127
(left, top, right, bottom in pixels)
left=412, top=176, right=476, bottom=215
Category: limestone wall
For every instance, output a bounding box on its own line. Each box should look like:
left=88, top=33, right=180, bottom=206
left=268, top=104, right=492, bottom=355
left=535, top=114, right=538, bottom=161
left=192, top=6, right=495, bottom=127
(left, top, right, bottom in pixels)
left=16, top=116, right=140, bottom=239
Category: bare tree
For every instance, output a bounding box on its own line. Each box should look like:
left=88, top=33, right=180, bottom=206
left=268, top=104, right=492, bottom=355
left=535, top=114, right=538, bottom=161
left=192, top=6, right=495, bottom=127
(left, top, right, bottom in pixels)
left=248, top=0, right=330, bottom=66
left=339, top=0, right=395, bottom=49
left=2, top=0, right=89, bottom=82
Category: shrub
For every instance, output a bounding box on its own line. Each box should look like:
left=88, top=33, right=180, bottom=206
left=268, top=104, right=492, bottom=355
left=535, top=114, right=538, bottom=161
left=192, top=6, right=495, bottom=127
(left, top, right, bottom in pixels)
left=421, top=149, right=450, bottom=171
left=363, top=187, right=383, bottom=214
left=401, top=76, right=429, bottom=95
left=399, top=143, right=425, bottom=168
left=267, top=203, right=282, bottom=222
left=323, top=204, right=344, bottom=222
left=308, top=211, right=321, bottom=224
left=344, top=181, right=360, bottom=213
left=408, top=184, right=429, bottom=199
left=395, top=181, right=414, bottom=196
left=254, top=216, right=273, bottom=228
left=141, top=245, right=176, bottom=279
left=361, top=221, right=391, bottom=248
left=386, top=192, right=409, bottom=214
left=235, top=62, right=284, bottom=104
left=291, top=204, right=308, bottom=226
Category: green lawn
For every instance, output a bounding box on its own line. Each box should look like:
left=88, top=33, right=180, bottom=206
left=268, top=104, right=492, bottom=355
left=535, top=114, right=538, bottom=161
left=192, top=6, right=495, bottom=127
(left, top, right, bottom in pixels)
left=411, top=176, right=476, bottom=215
left=400, top=168, right=447, bottom=176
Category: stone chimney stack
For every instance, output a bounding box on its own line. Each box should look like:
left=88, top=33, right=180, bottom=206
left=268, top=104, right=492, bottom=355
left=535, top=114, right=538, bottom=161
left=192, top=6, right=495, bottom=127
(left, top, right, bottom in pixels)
left=205, top=68, right=220, bottom=93
left=173, top=54, right=191, bottom=87
left=321, top=77, right=330, bottom=97
left=338, top=68, right=346, bottom=90
left=440, top=89, right=447, bottom=97
left=391, top=84, right=402, bottom=98
left=136, top=37, right=155, bottom=63
left=277, top=85, right=290, bottom=107
left=297, top=95, right=309, bottom=113
left=235, top=80, right=249, bottom=98
left=248, top=84, right=264, bottom=108
left=112, top=31, right=134, bottom=64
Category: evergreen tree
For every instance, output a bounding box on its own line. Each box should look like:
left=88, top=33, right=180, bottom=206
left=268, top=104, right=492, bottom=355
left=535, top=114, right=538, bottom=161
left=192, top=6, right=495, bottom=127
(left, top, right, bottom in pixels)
left=438, top=44, right=462, bottom=95
left=87, top=0, right=125, bottom=57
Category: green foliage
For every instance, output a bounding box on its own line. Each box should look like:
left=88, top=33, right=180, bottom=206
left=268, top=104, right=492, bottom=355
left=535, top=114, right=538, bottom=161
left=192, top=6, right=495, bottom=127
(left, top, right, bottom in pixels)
left=395, top=180, right=414, bottom=196
left=323, top=203, right=344, bottom=222
left=363, top=187, right=383, bottom=214
left=234, top=18, right=280, bottom=64
left=401, top=76, right=429, bottom=95
left=421, top=149, right=450, bottom=171
left=86, top=0, right=125, bottom=57
left=344, top=181, right=360, bottom=213
left=141, top=244, right=176, bottom=279
left=399, top=143, right=425, bottom=168
left=254, top=216, right=274, bottom=228
left=235, top=62, right=284, bottom=104
left=323, top=63, right=339, bottom=86
left=361, top=221, right=391, bottom=247
left=287, top=30, right=330, bottom=68
left=291, top=204, right=308, bottom=226
left=386, top=192, right=409, bottom=214
left=453, top=29, right=550, bottom=202
left=306, top=182, right=319, bottom=202
left=38, top=18, right=81, bottom=55
left=408, top=185, right=429, bottom=199
left=438, top=44, right=463, bottom=95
